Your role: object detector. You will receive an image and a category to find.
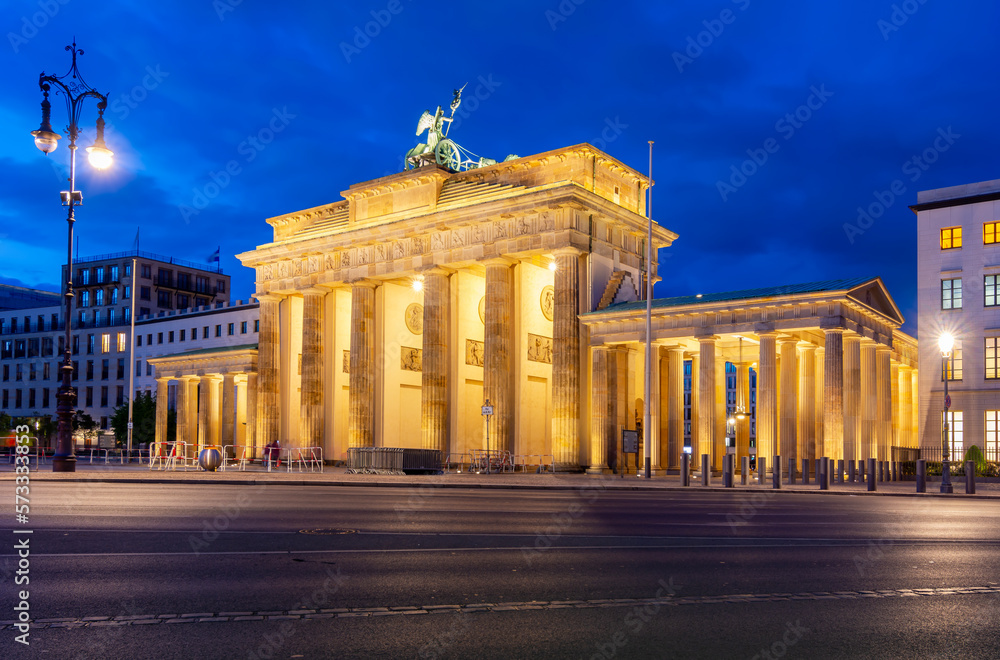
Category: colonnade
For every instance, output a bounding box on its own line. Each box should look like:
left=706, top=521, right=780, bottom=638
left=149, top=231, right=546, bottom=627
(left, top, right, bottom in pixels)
left=153, top=370, right=255, bottom=456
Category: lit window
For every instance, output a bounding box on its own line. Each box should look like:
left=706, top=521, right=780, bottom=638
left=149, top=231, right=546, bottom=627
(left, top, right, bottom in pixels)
left=941, top=279, right=962, bottom=310
left=986, top=275, right=1000, bottom=307
left=986, top=222, right=1000, bottom=245
left=117, top=333, right=126, bottom=352
left=940, top=226, right=962, bottom=249
left=943, top=411, right=963, bottom=459
left=943, top=341, right=962, bottom=381
left=986, top=411, right=1000, bottom=462
left=986, top=338, right=1000, bottom=380
left=101, top=334, right=110, bottom=353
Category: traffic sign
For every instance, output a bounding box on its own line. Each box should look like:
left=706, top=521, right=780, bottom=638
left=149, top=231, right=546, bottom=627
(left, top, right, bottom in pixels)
left=482, top=405, right=494, bottom=416
left=944, top=395, right=952, bottom=409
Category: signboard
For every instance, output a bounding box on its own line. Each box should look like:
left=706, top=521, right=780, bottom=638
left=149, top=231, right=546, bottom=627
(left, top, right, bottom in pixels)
left=622, top=429, right=639, bottom=454
left=481, top=405, right=494, bottom=416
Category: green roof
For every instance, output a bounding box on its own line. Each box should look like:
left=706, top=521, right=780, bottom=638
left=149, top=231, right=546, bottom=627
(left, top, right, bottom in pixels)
left=150, top=343, right=258, bottom=360
left=586, top=276, right=878, bottom=315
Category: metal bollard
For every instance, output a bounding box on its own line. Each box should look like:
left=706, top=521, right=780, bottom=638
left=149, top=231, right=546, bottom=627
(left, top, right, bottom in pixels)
left=773, top=455, right=782, bottom=489
left=848, top=460, right=856, bottom=483
left=916, top=459, right=926, bottom=493
left=867, top=458, right=877, bottom=492
left=741, top=456, right=749, bottom=485
left=819, top=457, right=829, bottom=490
left=802, top=458, right=810, bottom=485
left=724, top=454, right=734, bottom=488
left=837, top=459, right=845, bottom=484
left=701, top=454, right=710, bottom=487
left=859, top=460, right=866, bottom=482
left=758, top=457, right=766, bottom=486
left=894, top=461, right=900, bottom=482
left=788, top=457, right=796, bottom=485
left=681, top=453, right=690, bottom=487
left=966, top=461, right=976, bottom=495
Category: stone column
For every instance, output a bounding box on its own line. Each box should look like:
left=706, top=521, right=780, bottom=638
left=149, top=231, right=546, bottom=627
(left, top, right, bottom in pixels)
left=221, top=373, right=235, bottom=448
left=209, top=376, right=222, bottom=447
left=757, top=332, right=778, bottom=464
left=589, top=346, right=609, bottom=473
left=736, top=360, right=750, bottom=460
left=814, top=348, right=825, bottom=460
left=648, top=342, right=662, bottom=471
left=552, top=248, right=581, bottom=467
left=300, top=287, right=326, bottom=450
left=899, top=365, right=913, bottom=450
left=609, top=347, right=623, bottom=471
left=798, top=345, right=816, bottom=464
left=877, top=346, right=892, bottom=462
left=668, top=347, right=684, bottom=470
left=689, top=353, right=699, bottom=461
left=891, top=360, right=901, bottom=458
left=779, top=338, right=799, bottom=468
left=697, top=337, right=718, bottom=464
left=246, top=372, right=258, bottom=456
left=843, top=334, right=861, bottom=465
left=714, top=348, right=726, bottom=471
left=175, top=377, right=190, bottom=449
left=823, top=328, right=844, bottom=459
left=154, top=377, right=170, bottom=445
left=860, top=339, right=876, bottom=461
left=484, top=258, right=515, bottom=455
left=911, top=368, right=919, bottom=449
left=349, top=280, right=378, bottom=448
left=256, top=293, right=282, bottom=449
left=421, top=268, right=450, bottom=453
left=235, top=375, right=248, bottom=448
left=197, top=376, right=209, bottom=453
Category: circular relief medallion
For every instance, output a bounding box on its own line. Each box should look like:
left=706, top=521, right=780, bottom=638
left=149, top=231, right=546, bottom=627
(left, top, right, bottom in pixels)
left=540, top=285, right=555, bottom=322
left=405, top=303, right=423, bottom=335
left=478, top=296, right=486, bottom=325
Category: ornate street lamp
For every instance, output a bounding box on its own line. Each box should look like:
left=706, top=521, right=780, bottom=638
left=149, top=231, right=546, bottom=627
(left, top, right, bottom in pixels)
left=938, top=332, right=954, bottom=494
left=31, top=42, right=113, bottom=472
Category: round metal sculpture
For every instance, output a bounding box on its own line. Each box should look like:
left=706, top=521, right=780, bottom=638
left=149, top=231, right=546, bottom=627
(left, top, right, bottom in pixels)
left=199, top=447, right=222, bottom=472
left=434, top=139, right=461, bottom=170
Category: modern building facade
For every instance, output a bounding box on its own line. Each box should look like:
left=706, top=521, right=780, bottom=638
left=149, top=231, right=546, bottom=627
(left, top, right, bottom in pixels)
left=139, top=143, right=919, bottom=472
left=0, top=251, right=230, bottom=437
left=913, top=178, right=1000, bottom=462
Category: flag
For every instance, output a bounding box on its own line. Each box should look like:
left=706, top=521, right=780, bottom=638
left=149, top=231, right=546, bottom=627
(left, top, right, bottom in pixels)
left=207, top=247, right=220, bottom=264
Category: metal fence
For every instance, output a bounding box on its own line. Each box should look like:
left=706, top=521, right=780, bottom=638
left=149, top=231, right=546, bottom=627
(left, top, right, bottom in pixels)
left=347, top=447, right=442, bottom=475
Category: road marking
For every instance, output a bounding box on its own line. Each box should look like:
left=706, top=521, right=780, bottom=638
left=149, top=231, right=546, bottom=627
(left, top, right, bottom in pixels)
left=6, top=585, right=999, bottom=629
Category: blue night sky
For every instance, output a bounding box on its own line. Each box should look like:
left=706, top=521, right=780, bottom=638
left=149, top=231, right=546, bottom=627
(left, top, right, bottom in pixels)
left=3, top=0, right=998, bottom=335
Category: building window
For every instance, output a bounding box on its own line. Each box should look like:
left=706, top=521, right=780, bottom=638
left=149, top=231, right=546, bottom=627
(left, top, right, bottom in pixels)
left=80, top=268, right=90, bottom=285
left=157, top=269, right=173, bottom=287
left=102, top=334, right=110, bottom=353
left=147, top=334, right=153, bottom=345
left=94, top=310, right=102, bottom=327
left=2, top=365, right=7, bottom=381
left=986, top=275, right=1000, bottom=307
left=943, top=411, right=964, bottom=459
left=203, top=326, right=209, bottom=339
left=73, top=335, right=79, bottom=355
left=987, top=411, right=1000, bottom=462
left=944, top=342, right=963, bottom=381
left=191, top=327, right=197, bottom=340
left=28, top=388, right=35, bottom=408
left=110, top=265, right=119, bottom=281
left=157, top=332, right=163, bottom=345
left=86, top=360, right=94, bottom=381
left=146, top=363, right=153, bottom=376
left=85, top=387, right=93, bottom=407
left=15, top=389, right=22, bottom=408
left=177, top=294, right=190, bottom=309
left=178, top=272, right=191, bottom=290
left=196, top=276, right=209, bottom=294
left=43, top=363, right=50, bottom=380
left=96, top=266, right=105, bottom=284
left=137, top=335, right=143, bottom=347
left=124, top=263, right=132, bottom=277
left=942, top=279, right=962, bottom=310
left=241, top=321, right=247, bottom=334
left=254, top=320, right=259, bottom=333
left=1, top=390, right=6, bottom=408
left=80, top=291, right=90, bottom=308
left=124, top=308, right=131, bottom=323
left=216, top=280, right=226, bottom=294
left=28, top=364, right=36, bottom=381
left=987, top=338, right=1000, bottom=380
left=15, top=364, right=22, bottom=381
left=87, top=334, right=95, bottom=355
left=168, top=331, right=175, bottom=343
left=111, top=288, right=119, bottom=305
left=135, top=360, right=142, bottom=376
left=96, top=289, right=104, bottom=306
left=116, top=386, right=124, bottom=406
left=215, top=325, right=222, bottom=337
left=227, top=323, right=235, bottom=336
left=940, top=226, right=962, bottom=249
left=157, top=291, right=173, bottom=308
left=985, top=222, right=1000, bottom=245
left=180, top=329, right=186, bottom=342
left=117, top=359, right=125, bottom=380
left=140, top=286, right=151, bottom=301
left=124, top=285, right=131, bottom=299
left=101, top=359, right=109, bottom=380
left=72, top=361, right=78, bottom=381
left=42, top=388, right=49, bottom=408
left=101, top=386, right=108, bottom=407
left=116, top=333, right=126, bottom=352
left=141, top=264, right=151, bottom=278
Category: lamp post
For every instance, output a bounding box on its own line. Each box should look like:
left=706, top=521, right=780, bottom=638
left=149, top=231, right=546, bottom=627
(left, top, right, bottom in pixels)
left=938, top=333, right=954, bottom=493
left=30, top=42, right=114, bottom=472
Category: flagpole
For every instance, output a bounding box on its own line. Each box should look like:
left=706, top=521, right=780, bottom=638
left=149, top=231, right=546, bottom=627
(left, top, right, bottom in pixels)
left=126, top=257, right=137, bottom=460
left=644, top=140, right=653, bottom=479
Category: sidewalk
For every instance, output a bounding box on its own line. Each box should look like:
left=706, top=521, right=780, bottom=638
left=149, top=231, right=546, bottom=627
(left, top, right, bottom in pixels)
left=1, top=461, right=997, bottom=498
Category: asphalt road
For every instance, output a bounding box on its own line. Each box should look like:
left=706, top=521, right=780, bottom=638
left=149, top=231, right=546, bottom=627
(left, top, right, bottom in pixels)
left=2, top=480, right=1000, bottom=659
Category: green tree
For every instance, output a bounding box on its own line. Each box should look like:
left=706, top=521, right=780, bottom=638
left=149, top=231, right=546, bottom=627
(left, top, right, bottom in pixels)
left=72, top=409, right=98, bottom=444
left=110, top=392, right=158, bottom=448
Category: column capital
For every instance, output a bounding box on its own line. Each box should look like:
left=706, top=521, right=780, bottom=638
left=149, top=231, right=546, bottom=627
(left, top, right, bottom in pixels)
left=778, top=336, right=800, bottom=347
left=301, top=286, right=328, bottom=297
left=254, top=293, right=284, bottom=304
left=821, top=326, right=845, bottom=335
left=482, top=256, right=518, bottom=268
left=552, top=246, right=586, bottom=258
left=349, top=278, right=380, bottom=289
left=155, top=376, right=172, bottom=384
left=695, top=334, right=720, bottom=343
left=875, top=344, right=892, bottom=354
left=416, top=265, right=453, bottom=277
